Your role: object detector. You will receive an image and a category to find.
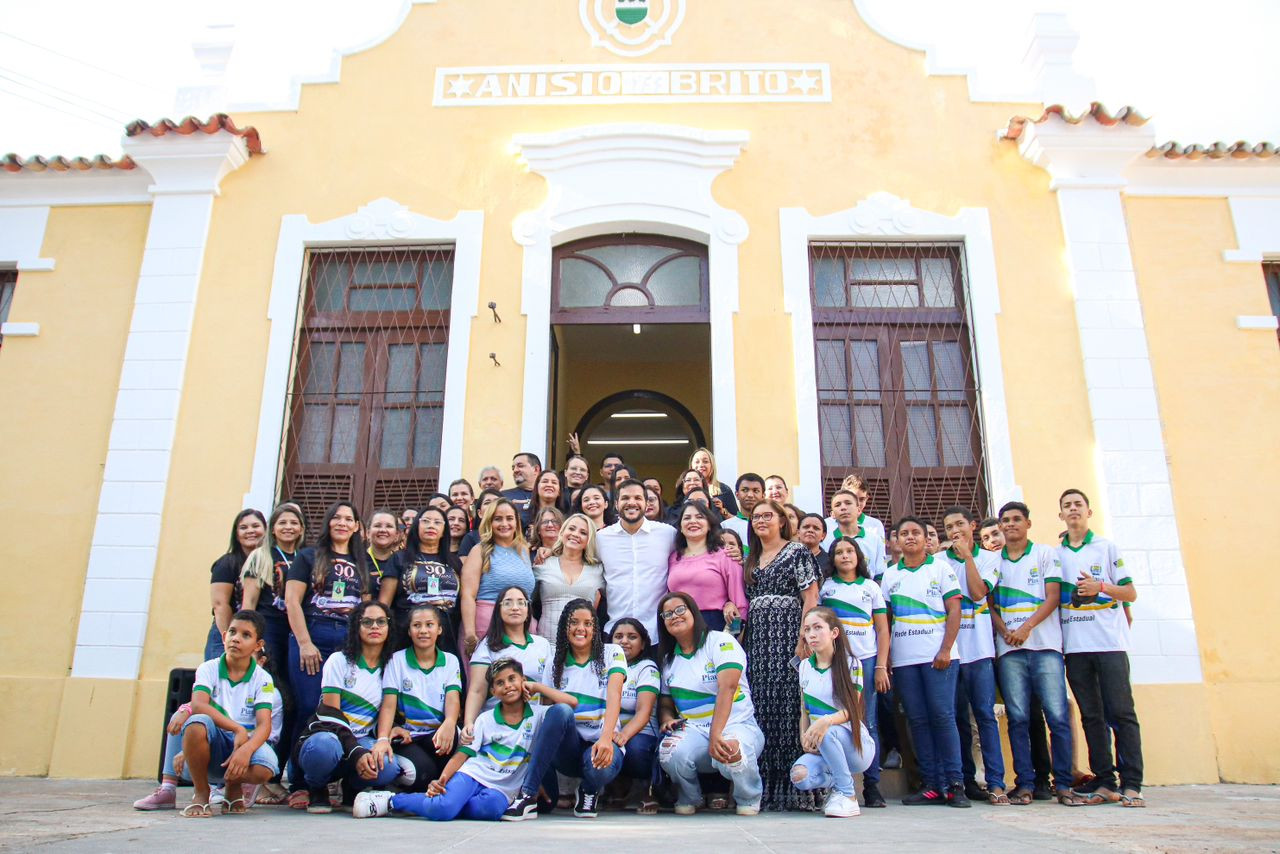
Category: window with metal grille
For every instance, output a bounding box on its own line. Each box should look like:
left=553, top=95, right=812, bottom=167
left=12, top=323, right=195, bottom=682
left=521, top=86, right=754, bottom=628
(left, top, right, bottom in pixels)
left=281, top=247, right=453, bottom=538
left=810, top=242, right=988, bottom=526
left=1265, top=262, right=1280, bottom=345
left=552, top=235, right=709, bottom=323
left=0, top=270, right=16, bottom=348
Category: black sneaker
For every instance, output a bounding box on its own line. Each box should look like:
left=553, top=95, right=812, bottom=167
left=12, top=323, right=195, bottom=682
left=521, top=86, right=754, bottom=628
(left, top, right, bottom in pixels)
left=862, top=782, right=887, bottom=809
left=502, top=792, right=539, bottom=821
left=946, top=783, right=972, bottom=808
left=963, top=780, right=988, bottom=802
left=901, top=787, right=947, bottom=806
left=574, top=789, right=599, bottom=818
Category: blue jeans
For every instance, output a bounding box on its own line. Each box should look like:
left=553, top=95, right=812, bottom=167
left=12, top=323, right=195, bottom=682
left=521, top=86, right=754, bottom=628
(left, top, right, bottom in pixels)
left=955, top=657, right=1005, bottom=792
left=520, top=703, right=625, bottom=797
left=893, top=661, right=962, bottom=791
left=791, top=725, right=875, bottom=797
left=860, top=654, right=882, bottom=785
left=620, top=731, right=658, bottom=787
left=389, top=773, right=508, bottom=821
left=260, top=611, right=294, bottom=774
left=288, top=618, right=347, bottom=722
left=296, top=731, right=399, bottom=792
left=204, top=623, right=223, bottom=660
left=997, top=649, right=1074, bottom=791
left=658, top=722, right=766, bottom=809
left=180, top=714, right=279, bottom=783
left=161, top=731, right=184, bottom=780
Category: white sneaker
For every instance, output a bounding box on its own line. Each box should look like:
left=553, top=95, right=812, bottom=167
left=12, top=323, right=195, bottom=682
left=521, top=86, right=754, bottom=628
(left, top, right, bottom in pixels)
left=824, top=792, right=860, bottom=818
left=735, top=801, right=761, bottom=816
left=674, top=803, right=697, bottom=815
left=208, top=785, right=225, bottom=807
left=393, top=755, right=416, bottom=787
left=352, top=790, right=394, bottom=818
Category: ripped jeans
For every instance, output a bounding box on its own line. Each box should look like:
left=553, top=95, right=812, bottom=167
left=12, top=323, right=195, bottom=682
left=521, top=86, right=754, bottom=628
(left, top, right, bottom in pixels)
left=658, top=723, right=765, bottom=809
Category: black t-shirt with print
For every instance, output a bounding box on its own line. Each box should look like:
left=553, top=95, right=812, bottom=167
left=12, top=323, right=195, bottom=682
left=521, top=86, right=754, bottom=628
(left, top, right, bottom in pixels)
left=209, top=553, right=244, bottom=615
left=253, top=548, right=295, bottom=618
left=393, top=550, right=461, bottom=611
left=287, top=547, right=364, bottom=622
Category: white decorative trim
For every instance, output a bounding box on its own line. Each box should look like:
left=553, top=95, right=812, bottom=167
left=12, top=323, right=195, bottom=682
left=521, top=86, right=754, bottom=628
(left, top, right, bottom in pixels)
left=511, top=123, right=748, bottom=476
left=579, top=0, right=686, bottom=57
left=0, top=171, right=153, bottom=208
left=780, top=192, right=1018, bottom=514
left=220, top=0, right=438, bottom=113
left=74, top=133, right=250, bottom=680
left=1223, top=197, right=1280, bottom=262
left=1014, top=118, right=1204, bottom=684
left=0, top=207, right=54, bottom=270
left=0, top=322, right=39, bottom=336
left=1237, top=315, right=1279, bottom=330
left=244, top=198, right=483, bottom=513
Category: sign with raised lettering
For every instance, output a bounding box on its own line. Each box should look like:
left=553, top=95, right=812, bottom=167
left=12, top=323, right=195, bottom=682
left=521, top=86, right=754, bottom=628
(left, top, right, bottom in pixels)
left=433, top=63, right=831, bottom=107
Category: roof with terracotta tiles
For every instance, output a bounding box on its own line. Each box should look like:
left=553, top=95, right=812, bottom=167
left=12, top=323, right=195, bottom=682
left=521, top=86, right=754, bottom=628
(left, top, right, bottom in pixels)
left=1001, top=102, right=1148, bottom=141
left=2, top=113, right=263, bottom=175
left=1146, top=141, right=1278, bottom=160
left=2, top=153, right=137, bottom=173
left=124, top=113, right=263, bottom=155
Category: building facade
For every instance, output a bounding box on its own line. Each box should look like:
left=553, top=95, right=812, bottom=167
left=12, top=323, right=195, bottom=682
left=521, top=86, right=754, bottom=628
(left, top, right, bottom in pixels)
left=1, top=0, right=1278, bottom=782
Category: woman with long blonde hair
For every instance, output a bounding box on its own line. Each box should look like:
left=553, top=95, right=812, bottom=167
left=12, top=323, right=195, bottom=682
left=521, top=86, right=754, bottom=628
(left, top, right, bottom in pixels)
left=459, top=498, right=533, bottom=665
left=689, top=447, right=738, bottom=518
left=533, top=513, right=604, bottom=643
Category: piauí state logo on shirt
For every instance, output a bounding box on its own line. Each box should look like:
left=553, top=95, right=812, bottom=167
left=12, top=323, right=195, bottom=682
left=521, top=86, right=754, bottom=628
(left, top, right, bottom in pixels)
left=580, top=0, right=686, bottom=57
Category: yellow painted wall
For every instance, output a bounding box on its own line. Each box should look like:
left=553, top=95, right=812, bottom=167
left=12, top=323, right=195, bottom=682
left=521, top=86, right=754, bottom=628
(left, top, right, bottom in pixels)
left=1126, top=196, right=1280, bottom=783
left=0, top=205, right=148, bottom=775
left=1, top=0, right=1270, bottom=782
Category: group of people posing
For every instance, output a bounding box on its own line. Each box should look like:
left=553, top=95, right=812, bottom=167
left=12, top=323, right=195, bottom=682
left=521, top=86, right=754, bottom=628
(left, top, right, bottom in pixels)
left=135, top=446, right=1145, bottom=822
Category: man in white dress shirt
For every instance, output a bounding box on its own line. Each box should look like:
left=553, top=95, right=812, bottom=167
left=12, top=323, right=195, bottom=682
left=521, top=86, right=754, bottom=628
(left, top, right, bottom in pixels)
left=596, top=479, right=677, bottom=640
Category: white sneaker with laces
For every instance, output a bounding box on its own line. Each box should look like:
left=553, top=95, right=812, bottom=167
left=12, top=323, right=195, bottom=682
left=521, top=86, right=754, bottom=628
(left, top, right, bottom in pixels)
left=824, top=792, right=860, bottom=818
left=353, top=790, right=394, bottom=819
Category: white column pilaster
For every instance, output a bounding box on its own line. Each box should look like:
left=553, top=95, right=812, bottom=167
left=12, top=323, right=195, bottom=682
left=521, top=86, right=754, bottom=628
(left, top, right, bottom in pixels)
left=1017, top=118, right=1202, bottom=685
left=73, top=132, right=249, bottom=679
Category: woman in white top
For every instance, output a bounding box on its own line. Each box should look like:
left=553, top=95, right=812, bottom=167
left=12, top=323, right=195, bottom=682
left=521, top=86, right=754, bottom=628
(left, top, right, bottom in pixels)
left=533, top=513, right=604, bottom=644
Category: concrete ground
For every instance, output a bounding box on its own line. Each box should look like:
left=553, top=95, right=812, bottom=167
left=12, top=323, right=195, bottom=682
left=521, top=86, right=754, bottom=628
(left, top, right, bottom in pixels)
left=0, top=779, right=1277, bottom=853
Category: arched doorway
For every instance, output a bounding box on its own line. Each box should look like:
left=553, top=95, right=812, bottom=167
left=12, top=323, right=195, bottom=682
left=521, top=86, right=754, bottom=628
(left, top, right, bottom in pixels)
left=572, top=390, right=705, bottom=491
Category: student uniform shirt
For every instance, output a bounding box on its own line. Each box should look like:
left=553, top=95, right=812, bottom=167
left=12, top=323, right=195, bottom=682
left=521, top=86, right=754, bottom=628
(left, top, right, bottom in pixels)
left=382, top=648, right=462, bottom=737
left=881, top=555, right=961, bottom=668
left=820, top=525, right=888, bottom=581
left=818, top=575, right=886, bottom=660
left=319, top=651, right=384, bottom=737
left=938, top=545, right=1001, bottom=664
left=471, top=633, right=553, bottom=711
left=660, top=630, right=755, bottom=732
left=287, top=549, right=365, bottom=622
left=541, top=643, right=628, bottom=740
left=619, top=658, right=661, bottom=737
left=993, top=542, right=1064, bottom=656
left=798, top=653, right=863, bottom=733
left=393, top=551, right=460, bottom=610
left=193, top=655, right=276, bottom=735
left=824, top=513, right=887, bottom=546
left=209, top=553, right=245, bottom=613
left=1057, top=531, right=1132, bottom=654
left=457, top=703, right=548, bottom=798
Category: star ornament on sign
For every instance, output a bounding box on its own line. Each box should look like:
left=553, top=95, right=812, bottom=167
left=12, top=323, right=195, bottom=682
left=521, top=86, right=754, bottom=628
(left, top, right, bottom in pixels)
left=446, top=75, right=474, bottom=97
left=790, top=71, right=819, bottom=95
left=580, top=0, right=687, bottom=57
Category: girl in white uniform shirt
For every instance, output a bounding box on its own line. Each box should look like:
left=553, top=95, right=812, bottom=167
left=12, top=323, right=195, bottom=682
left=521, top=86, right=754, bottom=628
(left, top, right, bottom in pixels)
left=789, top=606, right=877, bottom=818
left=818, top=537, right=890, bottom=808
left=610, top=618, right=662, bottom=814
left=463, top=586, right=552, bottom=726
left=372, top=603, right=462, bottom=792
left=503, top=599, right=627, bottom=820
left=655, top=591, right=766, bottom=816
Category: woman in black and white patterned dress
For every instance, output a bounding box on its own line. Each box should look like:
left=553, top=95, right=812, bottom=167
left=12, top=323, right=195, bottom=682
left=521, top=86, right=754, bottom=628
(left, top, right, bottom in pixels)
left=744, top=499, right=821, bottom=811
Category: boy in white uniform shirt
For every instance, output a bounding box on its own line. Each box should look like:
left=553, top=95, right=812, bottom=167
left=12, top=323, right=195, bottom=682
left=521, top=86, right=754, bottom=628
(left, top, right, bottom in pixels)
left=1057, top=489, right=1143, bottom=807
left=991, top=501, right=1078, bottom=806
left=940, top=506, right=1007, bottom=804
left=821, top=489, right=887, bottom=581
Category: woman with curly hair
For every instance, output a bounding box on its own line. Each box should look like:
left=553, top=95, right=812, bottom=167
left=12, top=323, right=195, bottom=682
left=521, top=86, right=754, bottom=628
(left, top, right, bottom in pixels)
left=291, top=599, right=400, bottom=812
left=503, top=599, right=627, bottom=820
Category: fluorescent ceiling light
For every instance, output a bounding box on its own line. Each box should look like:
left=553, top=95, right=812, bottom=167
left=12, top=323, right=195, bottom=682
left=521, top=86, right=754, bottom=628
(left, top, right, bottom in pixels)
left=609, top=412, right=667, bottom=419
left=585, top=438, right=690, bottom=445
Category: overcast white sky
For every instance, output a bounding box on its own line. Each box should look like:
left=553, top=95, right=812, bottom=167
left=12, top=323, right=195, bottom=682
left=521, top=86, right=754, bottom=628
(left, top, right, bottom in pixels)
left=0, top=0, right=1276, bottom=158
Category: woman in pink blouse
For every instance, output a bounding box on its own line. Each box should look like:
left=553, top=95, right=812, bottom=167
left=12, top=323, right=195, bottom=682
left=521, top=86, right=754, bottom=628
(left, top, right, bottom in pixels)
left=667, top=500, right=748, bottom=632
